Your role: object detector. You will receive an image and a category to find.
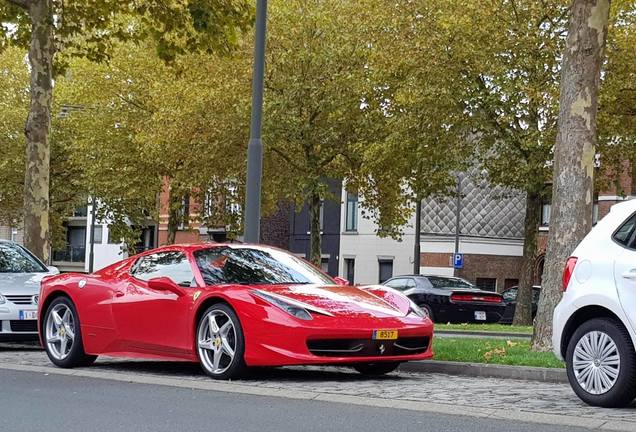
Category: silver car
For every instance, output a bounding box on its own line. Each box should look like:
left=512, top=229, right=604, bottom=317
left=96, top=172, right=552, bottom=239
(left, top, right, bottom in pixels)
left=0, top=240, right=59, bottom=341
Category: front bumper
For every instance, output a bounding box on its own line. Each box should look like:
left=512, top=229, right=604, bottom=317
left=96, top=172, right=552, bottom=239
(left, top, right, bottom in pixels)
left=240, top=311, right=434, bottom=367
left=0, top=304, right=39, bottom=341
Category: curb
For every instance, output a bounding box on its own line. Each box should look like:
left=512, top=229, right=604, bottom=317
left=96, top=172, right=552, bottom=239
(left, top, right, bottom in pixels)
left=400, top=360, right=567, bottom=383
left=435, top=330, right=532, bottom=339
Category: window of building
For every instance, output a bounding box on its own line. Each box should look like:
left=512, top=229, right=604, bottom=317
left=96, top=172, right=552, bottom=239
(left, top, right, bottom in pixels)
left=504, top=278, right=519, bottom=290
left=320, top=258, right=329, bottom=273
left=73, top=206, right=88, bottom=217
left=178, top=194, right=190, bottom=230
left=378, top=259, right=393, bottom=284
left=91, top=226, right=103, bottom=244
left=344, top=258, right=355, bottom=284
left=345, top=192, right=358, bottom=232
left=540, top=202, right=551, bottom=226
left=107, top=227, right=119, bottom=244
left=475, top=277, right=497, bottom=292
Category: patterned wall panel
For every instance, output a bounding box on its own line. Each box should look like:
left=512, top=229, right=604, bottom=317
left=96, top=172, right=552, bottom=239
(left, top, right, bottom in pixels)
left=421, top=172, right=525, bottom=239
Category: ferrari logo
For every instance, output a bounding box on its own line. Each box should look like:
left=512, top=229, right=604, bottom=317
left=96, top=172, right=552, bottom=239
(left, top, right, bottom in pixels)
left=193, top=291, right=202, bottom=301
left=379, top=344, right=386, bottom=355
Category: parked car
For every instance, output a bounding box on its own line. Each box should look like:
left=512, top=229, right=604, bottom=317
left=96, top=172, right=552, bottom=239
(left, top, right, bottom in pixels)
left=39, top=244, right=433, bottom=379
left=383, top=275, right=505, bottom=323
left=499, top=285, right=541, bottom=324
left=553, top=199, right=636, bottom=407
left=0, top=240, right=58, bottom=341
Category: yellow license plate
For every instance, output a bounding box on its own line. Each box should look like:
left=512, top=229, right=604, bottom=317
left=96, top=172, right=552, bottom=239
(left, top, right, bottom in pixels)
left=372, top=330, right=398, bottom=340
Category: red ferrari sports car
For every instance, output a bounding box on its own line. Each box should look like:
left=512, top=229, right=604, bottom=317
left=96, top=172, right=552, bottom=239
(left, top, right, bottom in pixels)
left=39, top=244, right=433, bottom=379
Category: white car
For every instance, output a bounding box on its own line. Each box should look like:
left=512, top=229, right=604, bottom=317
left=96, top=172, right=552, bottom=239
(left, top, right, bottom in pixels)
left=553, top=198, right=636, bottom=407
left=0, top=240, right=59, bottom=342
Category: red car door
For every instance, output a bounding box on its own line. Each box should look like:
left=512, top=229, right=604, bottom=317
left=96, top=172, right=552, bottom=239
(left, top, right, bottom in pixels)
left=111, top=250, right=196, bottom=358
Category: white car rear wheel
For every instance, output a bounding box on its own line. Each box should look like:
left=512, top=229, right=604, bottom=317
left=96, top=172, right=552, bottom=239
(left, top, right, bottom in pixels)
left=566, top=318, right=636, bottom=407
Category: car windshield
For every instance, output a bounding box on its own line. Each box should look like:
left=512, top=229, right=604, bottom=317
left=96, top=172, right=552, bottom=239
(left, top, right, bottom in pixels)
left=194, top=246, right=335, bottom=286
left=0, top=243, right=48, bottom=273
left=427, top=276, right=474, bottom=289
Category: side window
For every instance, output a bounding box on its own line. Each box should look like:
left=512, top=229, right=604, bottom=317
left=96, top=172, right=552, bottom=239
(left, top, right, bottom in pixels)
left=406, top=278, right=416, bottom=289
left=131, top=251, right=195, bottom=287
left=384, top=278, right=406, bottom=290
left=613, top=213, right=636, bottom=248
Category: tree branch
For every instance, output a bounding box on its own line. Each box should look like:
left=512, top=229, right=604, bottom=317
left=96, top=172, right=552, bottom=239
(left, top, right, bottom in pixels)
left=6, top=0, right=29, bottom=9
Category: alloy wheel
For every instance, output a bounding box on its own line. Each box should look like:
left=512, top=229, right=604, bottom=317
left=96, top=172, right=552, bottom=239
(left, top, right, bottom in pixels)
left=573, top=330, right=621, bottom=395
left=197, top=309, right=237, bottom=375
left=46, top=303, right=76, bottom=361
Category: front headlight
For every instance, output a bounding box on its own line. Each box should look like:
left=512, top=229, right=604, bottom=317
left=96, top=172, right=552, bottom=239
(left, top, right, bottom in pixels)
left=252, top=290, right=313, bottom=320
left=408, top=301, right=428, bottom=319
left=0, top=294, right=5, bottom=305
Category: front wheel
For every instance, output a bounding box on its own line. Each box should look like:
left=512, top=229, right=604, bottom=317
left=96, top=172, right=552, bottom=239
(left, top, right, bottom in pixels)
left=566, top=318, right=636, bottom=407
left=43, top=296, right=97, bottom=368
left=196, top=304, right=247, bottom=380
left=353, top=362, right=400, bottom=376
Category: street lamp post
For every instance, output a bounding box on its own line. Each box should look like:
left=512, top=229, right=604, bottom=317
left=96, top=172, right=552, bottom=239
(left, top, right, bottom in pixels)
left=243, top=0, right=268, bottom=244
left=453, top=174, right=462, bottom=277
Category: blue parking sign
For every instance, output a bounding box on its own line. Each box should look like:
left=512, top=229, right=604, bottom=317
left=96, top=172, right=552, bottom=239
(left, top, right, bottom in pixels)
left=453, top=253, right=464, bottom=269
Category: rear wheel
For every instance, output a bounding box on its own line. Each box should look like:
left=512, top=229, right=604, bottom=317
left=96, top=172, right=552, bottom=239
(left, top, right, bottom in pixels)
left=353, top=362, right=400, bottom=376
left=43, top=296, right=97, bottom=368
left=566, top=318, right=636, bottom=407
left=196, top=304, right=247, bottom=380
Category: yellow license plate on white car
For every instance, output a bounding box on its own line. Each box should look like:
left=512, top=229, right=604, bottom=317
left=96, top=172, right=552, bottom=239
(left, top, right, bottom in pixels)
left=372, top=330, right=398, bottom=340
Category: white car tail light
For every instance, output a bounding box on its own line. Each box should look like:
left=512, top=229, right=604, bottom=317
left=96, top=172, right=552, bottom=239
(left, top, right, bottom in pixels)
left=562, top=257, right=578, bottom=291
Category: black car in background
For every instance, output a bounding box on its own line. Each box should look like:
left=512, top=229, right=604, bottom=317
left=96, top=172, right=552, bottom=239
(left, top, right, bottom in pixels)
left=498, top=285, right=541, bottom=324
left=383, top=275, right=505, bottom=323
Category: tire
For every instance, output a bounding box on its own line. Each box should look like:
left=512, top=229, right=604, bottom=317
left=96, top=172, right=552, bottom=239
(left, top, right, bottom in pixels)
left=43, top=296, right=97, bottom=368
left=566, top=318, right=636, bottom=407
left=353, top=362, right=400, bottom=376
left=418, top=304, right=435, bottom=322
left=196, top=303, right=247, bottom=380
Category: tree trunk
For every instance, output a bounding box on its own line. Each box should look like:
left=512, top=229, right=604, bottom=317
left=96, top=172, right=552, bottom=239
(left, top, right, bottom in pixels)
left=166, top=184, right=181, bottom=245
left=532, top=0, right=610, bottom=351
left=413, top=196, right=422, bottom=275
left=513, top=191, right=541, bottom=326
left=22, top=0, right=55, bottom=262
left=308, top=191, right=322, bottom=266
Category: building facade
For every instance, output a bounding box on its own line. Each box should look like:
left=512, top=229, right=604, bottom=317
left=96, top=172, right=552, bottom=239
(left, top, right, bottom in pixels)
left=338, top=163, right=634, bottom=291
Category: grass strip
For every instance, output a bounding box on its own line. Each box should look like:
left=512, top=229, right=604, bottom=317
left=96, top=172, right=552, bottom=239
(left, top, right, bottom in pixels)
left=433, top=337, right=565, bottom=368
left=436, top=323, right=533, bottom=334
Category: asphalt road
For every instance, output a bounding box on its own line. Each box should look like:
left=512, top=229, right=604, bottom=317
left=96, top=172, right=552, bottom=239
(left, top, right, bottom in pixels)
left=0, top=369, right=592, bottom=432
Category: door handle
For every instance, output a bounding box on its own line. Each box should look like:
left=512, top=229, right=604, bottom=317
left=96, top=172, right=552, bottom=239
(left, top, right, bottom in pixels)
left=622, top=270, right=636, bottom=280
left=115, top=290, right=125, bottom=297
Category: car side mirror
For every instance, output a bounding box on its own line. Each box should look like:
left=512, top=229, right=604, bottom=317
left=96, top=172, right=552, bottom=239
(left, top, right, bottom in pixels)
left=333, top=276, right=349, bottom=286
left=147, top=277, right=186, bottom=296
left=47, top=266, right=60, bottom=275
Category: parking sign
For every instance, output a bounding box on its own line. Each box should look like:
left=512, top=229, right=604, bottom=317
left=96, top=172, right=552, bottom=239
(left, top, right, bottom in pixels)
left=453, top=253, right=464, bottom=269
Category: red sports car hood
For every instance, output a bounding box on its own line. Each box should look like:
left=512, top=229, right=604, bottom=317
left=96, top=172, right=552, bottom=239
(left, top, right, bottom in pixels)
left=251, top=284, right=410, bottom=318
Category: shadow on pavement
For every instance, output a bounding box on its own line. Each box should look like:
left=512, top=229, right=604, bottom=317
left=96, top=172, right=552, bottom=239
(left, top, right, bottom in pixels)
left=0, top=341, right=42, bottom=351
left=88, top=359, right=403, bottom=382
